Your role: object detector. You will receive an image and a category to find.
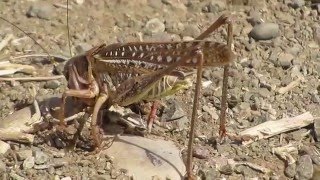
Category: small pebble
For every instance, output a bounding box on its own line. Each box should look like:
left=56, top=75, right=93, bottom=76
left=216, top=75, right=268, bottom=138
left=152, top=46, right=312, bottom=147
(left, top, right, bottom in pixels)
left=314, top=26, right=320, bottom=45
left=205, top=169, right=219, bottom=179
left=182, top=36, right=194, bottom=41
left=10, top=172, right=25, bottom=180
left=219, top=164, right=233, bottom=175
left=182, top=24, right=200, bottom=38
left=50, top=150, right=65, bottom=158
left=48, top=166, right=55, bottom=174
left=290, top=129, right=308, bottom=141
left=202, top=105, right=219, bottom=120
left=0, top=141, right=10, bottom=155
left=275, top=11, right=295, bottom=24
left=258, top=88, right=271, bottom=98
left=149, top=32, right=174, bottom=42
left=160, top=0, right=175, bottom=6
left=61, top=177, right=72, bottom=180
left=295, top=155, right=313, bottom=180
left=314, top=117, right=320, bottom=141
left=52, top=158, right=69, bottom=168
left=92, top=175, right=111, bottom=180
left=216, top=144, right=232, bottom=155
left=165, top=21, right=184, bottom=34
left=289, top=0, right=305, bottom=9
left=34, top=151, right=49, bottom=165
left=269, top=49, right=280, bottom=64
left=44, top=80, right=61, bottom=89
left=53, top=63, right=65, bottom=75
left=244, top=41, right=254, bottom=51
left=145, top=18, right=165, bottom=35
left=16, top=149, right=33, bottom=161
left=193, top=146, right=209, bottom=159
left=97, top=168, right=106, bottom=174
left=301, top=146, right=320, bottom=165
left=202, top=0, right=226, bottom=13
left=54, top=175, right=60, bottom=180
left=286, top=46, right=301, bottom=56
left=78, top=159, right=91, bottom=167
left=75, top=0, right=84, bottom=5
left=26, top=2, right=53, bottom=20
left=311, top=9, right=318, bottom=17
left=247, top=10, right=263, bottom=26
left=161, top=99, right=188, bottom=130
left=55, top=170, right=63, bottom=176
left=148, top=0, right=163, bottom=9
left=105, top=162, right=112, bottom=171
left=278, top=53, right=293, bottom=69
left=249, top=23, right=279, bottom=40
left=311, top=93, right=320, bottom=104
left=239, top=102, right=250, bottom=110
left=110, top=168, right=120, bottom=179
left=34, top=164, right=50, bottom=170
left=284, top=163, right=296, bottom=178
left=0, top=159, right=6, bottom=173
left=23, top=156, right=35, bottom=169
left=53, top=136, right=66, bottom=149
left=290, top=65, right=303, bottom=78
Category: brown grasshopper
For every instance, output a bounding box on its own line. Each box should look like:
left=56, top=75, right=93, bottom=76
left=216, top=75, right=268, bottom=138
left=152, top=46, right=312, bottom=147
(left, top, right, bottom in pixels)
left=60, top=13, right=234, bottom=179
left=0, top=5, right=234, bottom=179
left=0, top=12, right=234, bottom=180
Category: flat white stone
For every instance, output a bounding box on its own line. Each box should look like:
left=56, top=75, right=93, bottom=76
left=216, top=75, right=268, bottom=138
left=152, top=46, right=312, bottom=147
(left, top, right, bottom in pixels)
left=105, top=135, right=186, bottom=180
left=0, top=140, right=10, bottom=155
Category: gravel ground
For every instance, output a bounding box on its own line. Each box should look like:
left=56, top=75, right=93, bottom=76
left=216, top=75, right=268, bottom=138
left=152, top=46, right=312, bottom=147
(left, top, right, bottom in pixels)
left=0, top=0, right=319, bottom=179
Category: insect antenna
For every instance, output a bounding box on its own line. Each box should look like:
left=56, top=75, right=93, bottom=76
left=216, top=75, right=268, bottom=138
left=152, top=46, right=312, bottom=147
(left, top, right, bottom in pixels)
left=67, top=0, right=72, bottom=57
left=0, top=16, right=54, bottom=64
left=0, top=1, right=74, bottom=63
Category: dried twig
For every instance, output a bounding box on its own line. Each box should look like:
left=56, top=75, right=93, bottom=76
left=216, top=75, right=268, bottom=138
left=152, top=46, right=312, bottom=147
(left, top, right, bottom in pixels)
left=235, top=161, right=273, bottom=174
left=0, top=61, right=36, bottom=76
left=272, top=144, right=298, bottom=164
left=239, top=112, right=314, bottom=145
left=0, top=75, right=64, bottom=81
left=0, top=34, right=14, bottom=51
left=278, top=77, right=303, bottom=94
left=0, top=131, right=34, bottom=144
left=50, top=112, right=86, bottom=124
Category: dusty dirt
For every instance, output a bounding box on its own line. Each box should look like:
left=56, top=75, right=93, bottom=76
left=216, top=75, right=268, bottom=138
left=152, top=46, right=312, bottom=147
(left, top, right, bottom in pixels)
left=0, top=0, right=319, bottom=179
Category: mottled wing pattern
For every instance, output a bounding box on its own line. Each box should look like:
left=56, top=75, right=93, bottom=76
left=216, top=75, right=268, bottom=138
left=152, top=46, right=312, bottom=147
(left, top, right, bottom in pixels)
left=94, top=41, right=233, bottom=70
left=92, top=41, right=234, bottom=91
